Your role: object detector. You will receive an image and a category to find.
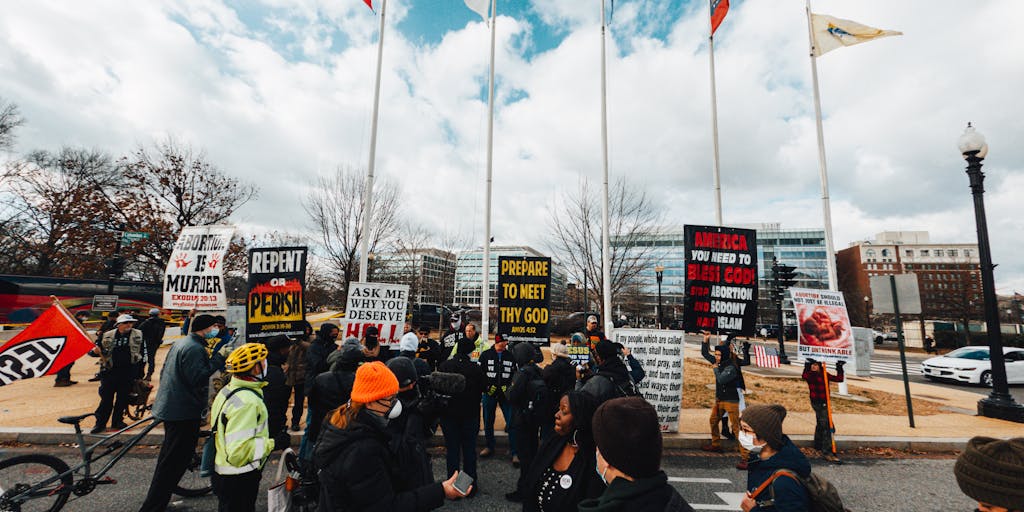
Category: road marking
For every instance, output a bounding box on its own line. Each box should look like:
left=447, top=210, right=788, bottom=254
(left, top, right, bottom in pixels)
left=668, top=477, right=733, bottom=484
left=870, top=361, right=922, bottom=375
left=691, top=492, right=745, bottom=511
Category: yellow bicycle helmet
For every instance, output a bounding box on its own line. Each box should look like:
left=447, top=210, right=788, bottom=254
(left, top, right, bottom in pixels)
left=225, top=343, right=268, bottom=374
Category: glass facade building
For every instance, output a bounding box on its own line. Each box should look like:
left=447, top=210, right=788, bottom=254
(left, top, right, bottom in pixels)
left=454, top=246, right=567, bottom=310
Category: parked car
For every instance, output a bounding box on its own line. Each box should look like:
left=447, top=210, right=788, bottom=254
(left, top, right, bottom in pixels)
left=756, top=324, right=798, bottom=340
left=920, top=346, right=1024, bottom=386
left=883, top=331, right=900, bottom=342
left=408, top=303, right=453, bottom=329
left=453, top=308, right=498, bottom=333
left=872, top=330, right=886, bottom=345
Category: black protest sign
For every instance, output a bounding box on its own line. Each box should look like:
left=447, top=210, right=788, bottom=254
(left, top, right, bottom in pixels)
left=682, top=225, right=758, bottom=336
left=497, top=256, right=552, bottom=348
left=246, top=247, right=307, bottom=340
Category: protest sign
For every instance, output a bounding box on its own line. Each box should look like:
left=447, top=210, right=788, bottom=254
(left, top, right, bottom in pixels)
left=613, top=328, right=685, bottom=432
left=792, top=288, right=853, bottom=362
left=343, top=282, right=410, bottom=346
left=163, top=225, right=235, bottom=310
left=567, top=334, right=590, bottom=368
left=682, top=225, right=758, bottom=336
left=246, top=247, right=307, bottom=341
left=497, top=256, right=552, bottom=348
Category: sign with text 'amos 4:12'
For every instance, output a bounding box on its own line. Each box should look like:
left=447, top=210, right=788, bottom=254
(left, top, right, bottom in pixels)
left=497, top=256, right=552, bottom=348
left=682, top=225, right=758, bottom=336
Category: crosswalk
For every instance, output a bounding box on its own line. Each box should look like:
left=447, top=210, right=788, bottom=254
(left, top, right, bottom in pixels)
left=669, top=475, right=744, bottom=511
left=869, top=360, right=922, bottom=376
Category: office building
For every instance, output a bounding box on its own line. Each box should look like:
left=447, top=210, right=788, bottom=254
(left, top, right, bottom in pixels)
left=453, top=246, right=567, bottom=310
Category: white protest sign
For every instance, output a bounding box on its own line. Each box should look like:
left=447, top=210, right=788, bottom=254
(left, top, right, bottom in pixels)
left=613, top=328, right=685, bottom=433
left=343, top=282, right=410, bottom=346
left=163, top=225, right=235, bottom=310
left=792, top=288, right=853, bottom=363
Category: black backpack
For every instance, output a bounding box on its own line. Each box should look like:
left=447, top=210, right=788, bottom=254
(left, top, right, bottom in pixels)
left=756, top=469, right=849, bottom=512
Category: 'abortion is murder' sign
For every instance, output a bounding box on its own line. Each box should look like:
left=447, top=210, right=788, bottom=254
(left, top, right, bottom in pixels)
left=163, top=225, right=235, bottom=310
left=682, top=225, right=758, bottom=336
left=246, top=247, right=308, bottom=341
left=497, top=256, right=552, bottom=348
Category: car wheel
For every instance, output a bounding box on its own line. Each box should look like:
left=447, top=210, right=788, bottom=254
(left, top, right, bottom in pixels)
left=875, top=336, right=883, bottom=345
left=924, top=375, right=937, bottom=381
left=980, top=370, right=993, bottom=388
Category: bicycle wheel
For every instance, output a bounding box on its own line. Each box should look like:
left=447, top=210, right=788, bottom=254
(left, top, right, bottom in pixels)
left=0, top=454, right=73, bottom=512
left=125, top=404, right=146, bottom=422
left=172, top=445, right=211, bottom=497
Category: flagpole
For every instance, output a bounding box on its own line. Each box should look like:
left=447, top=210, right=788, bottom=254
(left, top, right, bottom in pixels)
left=481, top=0, right=497, bottom=338
left=359, top=0, right=389, bottom=283
left=805, top=0, right=838, bottom=291
left=599, top=0, right=613, bottom=335
left=709, top=2, right=723, bottom=226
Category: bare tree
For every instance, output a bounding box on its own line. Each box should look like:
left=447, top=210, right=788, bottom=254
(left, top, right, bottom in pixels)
left=0, top=98, right=24, bottom=152
left=546, top=177, right=662, bottom=316
left=305, top=165, right=402, bottom=300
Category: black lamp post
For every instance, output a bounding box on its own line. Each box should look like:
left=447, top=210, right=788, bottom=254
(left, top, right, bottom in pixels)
left=958, top=123, right=1024, bottom=422
left=655, top=265, right=665, bottom=329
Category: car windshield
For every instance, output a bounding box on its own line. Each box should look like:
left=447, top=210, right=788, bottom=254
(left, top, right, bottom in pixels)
left=944, top=347, right=989, bottom=361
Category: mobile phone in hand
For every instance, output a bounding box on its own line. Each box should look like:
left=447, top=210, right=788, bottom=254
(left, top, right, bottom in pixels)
left=452, top=471, right=474, bottom=496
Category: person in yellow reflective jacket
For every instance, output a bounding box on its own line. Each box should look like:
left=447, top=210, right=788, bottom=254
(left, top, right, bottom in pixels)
left=211, top=343, right=274, bottom=512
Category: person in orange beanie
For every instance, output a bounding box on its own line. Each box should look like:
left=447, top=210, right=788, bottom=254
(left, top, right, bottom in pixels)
left=312, top=361, right=469, bottom=511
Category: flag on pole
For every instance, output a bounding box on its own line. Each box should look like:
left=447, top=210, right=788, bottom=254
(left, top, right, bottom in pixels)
left=810, top=13, right=901, bottom=57
left=0, top=304, right=96, bottom=386
left=710, top=0, right=729, bottom=35
left=753, top=344, right=781, bottom=369
left=464, top=0, right=489, bottom=22
left=362, top=0, right=374, bottom=11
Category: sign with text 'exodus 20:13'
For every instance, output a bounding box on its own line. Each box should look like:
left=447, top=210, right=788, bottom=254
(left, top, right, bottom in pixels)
left=682, top=225, right=758, bottom=336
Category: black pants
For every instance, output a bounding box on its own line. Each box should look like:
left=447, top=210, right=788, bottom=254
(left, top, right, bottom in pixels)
left=55, top=362, right=74, bottom=382
left=440, top=416, right=478, bottom=480
left=811, top=401, right=836, bottom=454
left=290, top=384, right=305, bottom=428
left=213, top=470, right=263, bottom=512
left=144, top=339, right=162, bottom=378
left=138, top=419, right=202, bottom=512
left=515, top=418, right=540, bottom=491
left=95, top=372, right=133, bottom=428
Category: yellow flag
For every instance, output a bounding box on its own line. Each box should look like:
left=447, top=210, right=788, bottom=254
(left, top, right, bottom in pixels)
left=810, top=13, right=901, bottom=57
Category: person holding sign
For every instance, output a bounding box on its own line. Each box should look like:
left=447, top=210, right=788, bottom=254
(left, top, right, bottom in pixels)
left=700, top=340, right=749, bottom=469
left=802, top=359, right=844, bottom=464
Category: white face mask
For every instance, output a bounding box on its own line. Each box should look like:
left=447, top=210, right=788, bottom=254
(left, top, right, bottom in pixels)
left=258, top=362, right=268, bottom=380
left=595, top=449, right=610, bottom=485
left=387, top=399, right=403, bottom=420
left=738, top=431, right=764, bottom=454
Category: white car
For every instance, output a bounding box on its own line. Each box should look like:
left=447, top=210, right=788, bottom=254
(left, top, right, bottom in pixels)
left=920, top=346, right=1024, bottom=386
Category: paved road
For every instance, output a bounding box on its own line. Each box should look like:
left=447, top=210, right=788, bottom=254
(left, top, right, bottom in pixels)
left=0, top=446, right=974, bottom=511
left=870, top=349, right=1024, bottom=403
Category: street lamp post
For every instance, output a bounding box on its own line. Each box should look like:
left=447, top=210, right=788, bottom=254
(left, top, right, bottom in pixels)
left=958, top=123, right=1024, bottom=422
left=655, top=265, right=665, bottom=329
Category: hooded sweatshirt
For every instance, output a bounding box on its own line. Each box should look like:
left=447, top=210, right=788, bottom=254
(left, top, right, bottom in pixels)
left=745, top=436, right=812, bottom=512
left=577, top=471, right=694, bottom=512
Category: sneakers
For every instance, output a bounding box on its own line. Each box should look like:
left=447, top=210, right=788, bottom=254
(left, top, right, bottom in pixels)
left=54, top=380, right=77, bottom=387
left=90, top=425, right=107, bottom=435
left=735, top=460, right=749, bottom=470
left=722, top=430, right=736, bottom=440
left=823, top=454, right=843, bottom=465
left=700, top=444, right=724, bottom=453
left=110, top=423, right=128, bottom=431
left=479, top=448, right=493, bottom=458
left=511, top=455, right=520, bottom=468
left=88, top=374, right=102, bottom=382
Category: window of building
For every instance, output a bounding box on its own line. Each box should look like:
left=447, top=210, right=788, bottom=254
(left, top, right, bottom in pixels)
left=881, top=249, right=889, bottom=257
left=920, top=249, right=930, bottom=257
left=905, top=249, right=913, bottom=257
left=948, top=249, right=958, bottom=257
left=964, top=249, right=972, bottom=258
left=934, top=249, right=944, bottom=257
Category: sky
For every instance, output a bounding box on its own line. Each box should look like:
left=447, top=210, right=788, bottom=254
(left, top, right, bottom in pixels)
left=2, top=0, right=1023, bottom=293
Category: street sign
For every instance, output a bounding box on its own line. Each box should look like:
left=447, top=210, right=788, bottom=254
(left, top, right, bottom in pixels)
left=92, top=294, right=119, bottom=312
left=870, top=274, right=922, bottom=315
left=120, top=231, right=149, bottom=246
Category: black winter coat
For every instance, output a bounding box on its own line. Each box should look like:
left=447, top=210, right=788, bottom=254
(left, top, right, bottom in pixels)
left=386, top=390, right=434, bottom=488
left=307, top=357, right=359, bottom=446
left=263, top=352, right=291, bottom=450
left=137, top=316, right=167, bottom=344
left=304, top=326, right=338, bottom=395
left=520, top=434, right=605, bottom=512
left=315, top=409, right=445, bottom=512
left=543, top=357, right=577, bottom=399
left=438, top=353, right=485, bottom=421
left=577, top=472, right=694, bottom=512
left=578, top=357, right=636, bottom=403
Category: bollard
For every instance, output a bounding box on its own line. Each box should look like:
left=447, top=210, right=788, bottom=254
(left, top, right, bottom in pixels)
left=838, top=380, right=849, bottom=396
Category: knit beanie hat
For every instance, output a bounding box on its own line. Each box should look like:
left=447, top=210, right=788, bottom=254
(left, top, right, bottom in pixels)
left=954, top=436, right=1024, bottom=509
left=386, top=357, right=418, bottom=388
left=592, top=397, right=662, bottom=478
left=350, top=361, right=399, bottom=403
left=191, top=314, right=217, bottom=333
left=741, top=404, right=787, bottom=449
left=594, top=340, right=618, bottom=361
left=550, top=342, right=569, bottom=359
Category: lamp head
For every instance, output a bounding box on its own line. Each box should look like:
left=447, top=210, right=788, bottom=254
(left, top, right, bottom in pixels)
left=958, top=122, right=988, bottom=159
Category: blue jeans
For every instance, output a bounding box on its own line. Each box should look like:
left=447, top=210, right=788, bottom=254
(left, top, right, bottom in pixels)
left=481, top=394, right=517, bottom=455
left=440, top=417, right=479, bottom=480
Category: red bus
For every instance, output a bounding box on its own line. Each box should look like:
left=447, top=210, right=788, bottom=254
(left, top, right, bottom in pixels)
left=0, top=274, right=162, bottom=324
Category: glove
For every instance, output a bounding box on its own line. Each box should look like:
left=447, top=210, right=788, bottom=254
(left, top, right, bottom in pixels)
left=804, top=359, right=815, bottom=370
left=487, top=385, right=498, bottom=396
left=835, top=361, right=846, bottom=369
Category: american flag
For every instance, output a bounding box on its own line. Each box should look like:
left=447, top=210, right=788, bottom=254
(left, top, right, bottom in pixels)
left=753, top=344, right=780, bottom=368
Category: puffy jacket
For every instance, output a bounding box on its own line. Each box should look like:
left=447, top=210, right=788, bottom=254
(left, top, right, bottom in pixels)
left=152, top=334, right=224, bottom=421
left=285, top=339, right=310, bottom=387
left=211, top=378, right=273, bottom=475
left=479, top=347, right=517, bottom=402
left=579, top=356, right=636, bottom=403
left=304, top=325, right=339, bottom=395
left=437, top=353, right=485, bottom=421
left=746, top=436, right=811, bottom=511
left=263, top=351, right=291, bottom=450
left=97, top=328, right=146, bottom=372
left=307, top=350, right=361, bottom=446
left=315, top=409, right=444, bottom=512
left=702, top=341, right=748, bottom=390
left=386, top=389, right=433, bottom=488
left=137, top=316, right=167, bottom=344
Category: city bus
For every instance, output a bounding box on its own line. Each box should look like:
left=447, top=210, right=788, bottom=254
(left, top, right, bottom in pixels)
left=0, top=274, right=162, bottom=324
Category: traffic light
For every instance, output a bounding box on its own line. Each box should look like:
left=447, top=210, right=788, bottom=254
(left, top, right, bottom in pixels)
left=105, top=256, right=126, bottom=277
left=770, top=258, right=798, bottom=303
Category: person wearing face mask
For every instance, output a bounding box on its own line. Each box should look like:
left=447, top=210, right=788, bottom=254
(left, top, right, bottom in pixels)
left=579, top=396, right=693, bottom=512
left=139, top=314, right=228, bottom=512
left=738, top=404, right=811, bottom=512
left=211, top=343, right=275, bottom=512
left=315, top=361, right=469, bottom=511
left=954, top=436, right=1024, bottom=512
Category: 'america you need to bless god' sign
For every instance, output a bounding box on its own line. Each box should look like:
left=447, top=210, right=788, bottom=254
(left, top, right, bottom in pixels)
left=682, top=224, right=758, bottom=336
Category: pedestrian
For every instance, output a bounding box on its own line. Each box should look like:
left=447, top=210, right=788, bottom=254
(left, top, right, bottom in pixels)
left=304, top=322, right=341, bottom=397
left=90, top=313, right=146, bottom=433
left=261, top=334, right=293, bottom=451
left=461, top=322, right=485, bottom=362
left=700, top=341, right=749, bottom=469
left=137, top=308, right=167, bottom=381
left=285, top=320, right=313, bottom=431
left=399, top=321, right=432, bottom=376
left=139, top=314, right=227, bottom=512
left=924, top=335, right=938, bottom=355
left=701, top=333, right=748, bottom=441
left=180, top=308, right=196, bottom=336
left=211, top=343, right=275, bottom=512
left=438, top=337, right=486, bottom=496
left=578, top=397, right=694, bottom=512
left=542, top=342, right=576, bottom=438
left=519, top=390, right=604, bottom=512
left=441, top=312, right=466, bottom=360
left=54, top=310, right=91, bottom=387
left=578, top=340, right=637, bottom=403
left=416, top=325, right=443, bottom=371
left=301, top=337, right=363, bottom=462
left=583, top=315, right=606, bottom=349
left=736, top=404, right=811, bottom=512
left=954, top=436, right=1024, bottom=512
left=507, top=341, right=547, bottom=501
left=386, top=356, right=434, bottom=487
left=362, top=325, right=386, bottom=362
left=88, top=312, right=119, bottom=383
left=479, top=333, right=518, bottom=461
left=613, top=342, right=646, bottom=385
left=801, top=358, right=844, bottom=464
left=314, top=361, right=468, bottom=511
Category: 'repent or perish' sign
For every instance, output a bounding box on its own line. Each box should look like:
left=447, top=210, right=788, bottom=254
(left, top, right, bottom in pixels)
left=246, top=247, right=307, bottom=341
left=682, top=225, right=758, bottom=336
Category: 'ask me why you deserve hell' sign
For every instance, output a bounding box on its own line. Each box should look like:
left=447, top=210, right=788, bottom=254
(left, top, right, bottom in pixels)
left=343, top=282, right=410, bottom=346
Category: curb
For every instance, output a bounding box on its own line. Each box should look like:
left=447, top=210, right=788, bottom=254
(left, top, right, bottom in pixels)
left=0, top=428, right=968, bottom=453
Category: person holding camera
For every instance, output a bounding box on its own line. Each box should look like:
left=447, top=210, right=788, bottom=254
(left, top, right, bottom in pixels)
left=801, top=358, right=844, bottom=464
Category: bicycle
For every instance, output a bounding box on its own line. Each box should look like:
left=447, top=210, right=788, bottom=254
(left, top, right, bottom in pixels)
left=0, top=409, right=211, bottom=512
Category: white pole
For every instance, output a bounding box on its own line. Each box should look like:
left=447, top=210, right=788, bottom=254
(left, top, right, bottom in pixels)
left=481, top=0, right=497, bottom=338
left=359, top=0, right=389, bottom=283
left=805, top=0, right=838, bottom=291
left=599, top=0, right=613, bottom=336
left=709, top=8, right=723, bottom=226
